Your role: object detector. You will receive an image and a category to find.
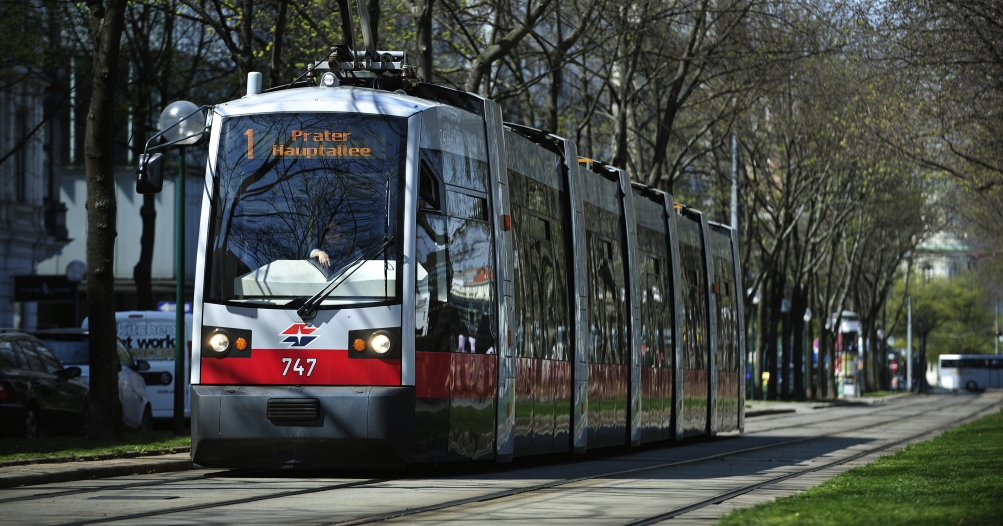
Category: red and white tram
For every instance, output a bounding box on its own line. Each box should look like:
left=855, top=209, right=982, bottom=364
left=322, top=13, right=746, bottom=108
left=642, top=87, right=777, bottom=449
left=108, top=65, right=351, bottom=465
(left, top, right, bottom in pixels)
left=137, top=38, right=745, bottom=469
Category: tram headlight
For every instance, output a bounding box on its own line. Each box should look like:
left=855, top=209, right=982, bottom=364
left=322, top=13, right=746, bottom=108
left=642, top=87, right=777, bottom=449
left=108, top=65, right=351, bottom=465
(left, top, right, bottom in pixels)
left=347, top=327, right=400, bottom=359
left=208, top=332, right=230, bottom=354
left=370, top=333, right=392, bottom=354
left=201, top=326, right=252, bottom=359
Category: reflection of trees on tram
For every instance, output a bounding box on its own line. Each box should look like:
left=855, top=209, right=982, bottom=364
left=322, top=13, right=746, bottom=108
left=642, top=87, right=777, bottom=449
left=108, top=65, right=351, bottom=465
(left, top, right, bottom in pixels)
left=511, top=209, right=571, bottom=362
left=587, top=234, right=627, bottom=366
left=640, top=250, right=669, bottom=369
left=679, top=241, right=708, bottom=371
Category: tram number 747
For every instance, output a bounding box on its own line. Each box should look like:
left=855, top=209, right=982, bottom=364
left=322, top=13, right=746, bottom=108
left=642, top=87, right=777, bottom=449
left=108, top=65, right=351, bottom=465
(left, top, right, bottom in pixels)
left=281, top=357, right=317, bottom=377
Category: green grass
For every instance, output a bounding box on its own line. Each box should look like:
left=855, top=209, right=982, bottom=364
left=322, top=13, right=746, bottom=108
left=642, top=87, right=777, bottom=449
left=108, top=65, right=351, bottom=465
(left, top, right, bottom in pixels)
left=0, top=431, right=191, bottom=463
left=862, top=390, right=897, bottom=398
left=717, top=409, right=1003, bottom=525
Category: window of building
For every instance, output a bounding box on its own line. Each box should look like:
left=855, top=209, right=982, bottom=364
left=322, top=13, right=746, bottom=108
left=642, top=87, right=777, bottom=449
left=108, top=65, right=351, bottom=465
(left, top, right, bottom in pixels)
left=15, top=109, right=28, bottom=202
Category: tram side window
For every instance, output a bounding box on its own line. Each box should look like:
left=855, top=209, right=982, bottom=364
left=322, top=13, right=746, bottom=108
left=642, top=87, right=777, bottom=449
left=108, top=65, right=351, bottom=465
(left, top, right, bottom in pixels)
left=586, top=231, right=627, bottom=365
left=414, top=190, right=496, bottom=354
left=446, top=191, right=495, bottom=354
left=640, top=252, right=667, bottom=368
left=418, top=161, right=441, bottom=211
left=508, top=166, right=572, bottom=363
left=415, top=212, right=450, bottom=352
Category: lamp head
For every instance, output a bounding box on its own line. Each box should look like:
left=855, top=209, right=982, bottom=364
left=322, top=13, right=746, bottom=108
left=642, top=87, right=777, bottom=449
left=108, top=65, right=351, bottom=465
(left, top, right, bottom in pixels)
left=159, top=101, right=206, bottom=146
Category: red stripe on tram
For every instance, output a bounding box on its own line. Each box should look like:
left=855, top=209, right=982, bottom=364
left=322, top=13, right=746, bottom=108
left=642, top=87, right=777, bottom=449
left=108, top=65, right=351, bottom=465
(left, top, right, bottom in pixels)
left=200, top=349, right=402, bottom=385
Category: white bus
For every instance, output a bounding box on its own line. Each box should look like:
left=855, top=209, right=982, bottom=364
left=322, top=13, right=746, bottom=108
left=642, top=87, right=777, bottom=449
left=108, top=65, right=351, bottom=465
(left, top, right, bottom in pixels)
left=939, top=354, right=1003, bottom=391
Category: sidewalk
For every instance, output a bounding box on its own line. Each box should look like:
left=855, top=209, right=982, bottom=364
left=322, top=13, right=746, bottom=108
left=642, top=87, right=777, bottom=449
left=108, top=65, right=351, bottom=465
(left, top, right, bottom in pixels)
left=0, top=393, right=915, bottom=490
left=745, top=391, right=913, bottom=417
left=0, top=452, right=192, bottom=489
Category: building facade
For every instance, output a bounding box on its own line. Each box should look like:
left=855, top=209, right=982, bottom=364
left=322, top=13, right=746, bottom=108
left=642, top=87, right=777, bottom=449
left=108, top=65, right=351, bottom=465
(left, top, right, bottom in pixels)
left=0, top=68, right=70, bottom=329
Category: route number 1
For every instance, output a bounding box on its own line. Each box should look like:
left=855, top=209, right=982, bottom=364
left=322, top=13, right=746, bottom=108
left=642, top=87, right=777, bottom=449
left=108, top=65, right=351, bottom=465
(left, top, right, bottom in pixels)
left=281, top=357, right=317, bottom=376
left=244, top=128, right=254, bottom=159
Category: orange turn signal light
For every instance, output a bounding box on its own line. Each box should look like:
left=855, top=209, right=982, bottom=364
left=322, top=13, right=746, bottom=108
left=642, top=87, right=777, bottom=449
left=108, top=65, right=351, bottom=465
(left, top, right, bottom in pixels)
left=234, top=337, right=248, bottom=351
left=353, top=338, right=366, bottom=352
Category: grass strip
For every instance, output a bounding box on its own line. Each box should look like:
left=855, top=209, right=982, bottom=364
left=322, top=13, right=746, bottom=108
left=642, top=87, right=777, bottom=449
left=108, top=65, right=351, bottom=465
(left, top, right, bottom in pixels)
left=718, top=408, right=1003, bottom=525
left=862, top=390, right=898, bottom=398
left=0, top=431, right=191, bottom=463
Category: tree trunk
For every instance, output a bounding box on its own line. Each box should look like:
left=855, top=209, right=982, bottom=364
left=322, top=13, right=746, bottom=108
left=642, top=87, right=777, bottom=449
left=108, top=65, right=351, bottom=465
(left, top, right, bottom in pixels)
left=236, top=0, right=254, bottom=78
left=781, top=299, right=793, bottom=399
left=752, top=298, right=762, bottom=401
left=765, top=280, right=780, bottom=400
left=131, top=74, right=155, bottom=311
left=919, top=332, right=928, bottom=393
left=805, top=301, right=815, bottom=398
left=133, top=194, right=156, bottom=310
left=367, top=0, right=381, bottom=48
left=791, top=284, right=806, bottom=400
left=414, top=0, right=435, bottom=81
left=547, top=45, right=563, bottom=132
left=269, top=0, right=289, bottom=89
left=84, top=0, right=127, bottom=440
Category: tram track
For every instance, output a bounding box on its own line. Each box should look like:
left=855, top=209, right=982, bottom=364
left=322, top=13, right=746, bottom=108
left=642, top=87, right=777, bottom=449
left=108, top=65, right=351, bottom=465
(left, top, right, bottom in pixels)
left=625, top=394, right=1003, bottom=525
left=0, top=393, right=920, bottom=508
left=0, top=465, right=303, bottom=506
left=59, top=478, right=386, bottom=526
left=742, top=394, right=938, bottom=435
left=325, top=394, right=993, bottom=526
left=5, top=394, right=987, bottom=525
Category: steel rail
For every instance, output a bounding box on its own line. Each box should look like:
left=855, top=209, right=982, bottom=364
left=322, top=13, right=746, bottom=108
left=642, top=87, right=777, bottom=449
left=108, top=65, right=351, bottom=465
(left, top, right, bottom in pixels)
left=0, top=466, right=289, bottom=505
left=58, top=478, right=385, bottom=526
left=27, top=394, right=982, bottom=525
left=326, top=395, right=986, bottom=526
left=625, top=396, right=1003, bottom=525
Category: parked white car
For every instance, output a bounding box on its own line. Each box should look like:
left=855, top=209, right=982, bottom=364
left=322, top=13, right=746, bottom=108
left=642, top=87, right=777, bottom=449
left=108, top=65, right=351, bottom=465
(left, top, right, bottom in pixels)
left=32, top=329, right=153, bottom=431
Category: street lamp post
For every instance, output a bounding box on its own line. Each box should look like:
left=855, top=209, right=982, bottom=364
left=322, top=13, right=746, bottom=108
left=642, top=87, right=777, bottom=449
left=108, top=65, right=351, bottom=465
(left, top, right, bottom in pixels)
left=158, top=101, right=205, bottom=435
left=907, top=296, right=913, bottom=392
left=803, top=308, right=812, bottom=398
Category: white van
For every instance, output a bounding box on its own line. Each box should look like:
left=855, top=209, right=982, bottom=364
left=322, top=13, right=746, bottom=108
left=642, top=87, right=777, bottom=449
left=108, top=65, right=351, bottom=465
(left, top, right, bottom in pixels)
left=84, top=311, right=192, bottom=419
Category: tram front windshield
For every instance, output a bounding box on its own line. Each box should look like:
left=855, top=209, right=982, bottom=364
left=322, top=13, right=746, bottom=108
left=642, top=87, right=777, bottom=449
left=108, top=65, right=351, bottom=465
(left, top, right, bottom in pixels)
left=206, top=112, right=407, bottom=307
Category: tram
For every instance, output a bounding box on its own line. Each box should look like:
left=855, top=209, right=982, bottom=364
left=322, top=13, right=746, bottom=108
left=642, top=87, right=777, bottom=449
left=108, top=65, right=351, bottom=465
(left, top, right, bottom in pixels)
left=136, top=24, right=745, bottom=468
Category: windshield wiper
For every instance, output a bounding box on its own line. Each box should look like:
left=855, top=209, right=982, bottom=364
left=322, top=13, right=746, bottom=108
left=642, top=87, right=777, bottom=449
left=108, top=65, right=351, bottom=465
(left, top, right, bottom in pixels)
left=295, top=236, right=396, bottom=320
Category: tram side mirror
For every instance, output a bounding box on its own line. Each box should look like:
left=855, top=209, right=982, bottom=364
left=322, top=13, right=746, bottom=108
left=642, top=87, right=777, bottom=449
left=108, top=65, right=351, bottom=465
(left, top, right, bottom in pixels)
left=137, top=153, right=164, bottom=194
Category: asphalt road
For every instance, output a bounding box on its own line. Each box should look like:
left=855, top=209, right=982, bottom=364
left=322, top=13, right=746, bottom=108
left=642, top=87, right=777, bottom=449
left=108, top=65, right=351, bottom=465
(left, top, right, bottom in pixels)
left=1, top=391, right=999, bottom=526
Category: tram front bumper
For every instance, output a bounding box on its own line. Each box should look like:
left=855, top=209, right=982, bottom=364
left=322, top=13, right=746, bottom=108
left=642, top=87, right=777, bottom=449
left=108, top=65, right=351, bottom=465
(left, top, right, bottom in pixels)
left=191, top=385, right=414, bottom=468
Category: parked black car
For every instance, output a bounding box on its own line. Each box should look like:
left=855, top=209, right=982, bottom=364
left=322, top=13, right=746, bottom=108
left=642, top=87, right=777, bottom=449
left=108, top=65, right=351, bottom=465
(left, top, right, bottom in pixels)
left=0, top=330, right=89, bottom=438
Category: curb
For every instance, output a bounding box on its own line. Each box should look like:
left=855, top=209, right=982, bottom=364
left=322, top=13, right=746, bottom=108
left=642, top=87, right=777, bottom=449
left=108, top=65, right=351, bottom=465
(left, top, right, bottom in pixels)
left=0, top=447, right=192, bottom=468
left=0, top=457, right=193, bottom=490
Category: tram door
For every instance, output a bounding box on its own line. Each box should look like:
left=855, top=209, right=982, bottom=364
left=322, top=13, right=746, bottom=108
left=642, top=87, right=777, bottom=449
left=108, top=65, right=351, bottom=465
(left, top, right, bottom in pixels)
left=413, top=107, right=498, bottom=462
left=710, top=225, right=740, bottom=433
left=580, top=163, right=630, bottom=448
left=506, top=130, right=573, bottom=457
left=676, top=212, right=710, bottom=437
left=633, top=190, right=675, bottom=443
